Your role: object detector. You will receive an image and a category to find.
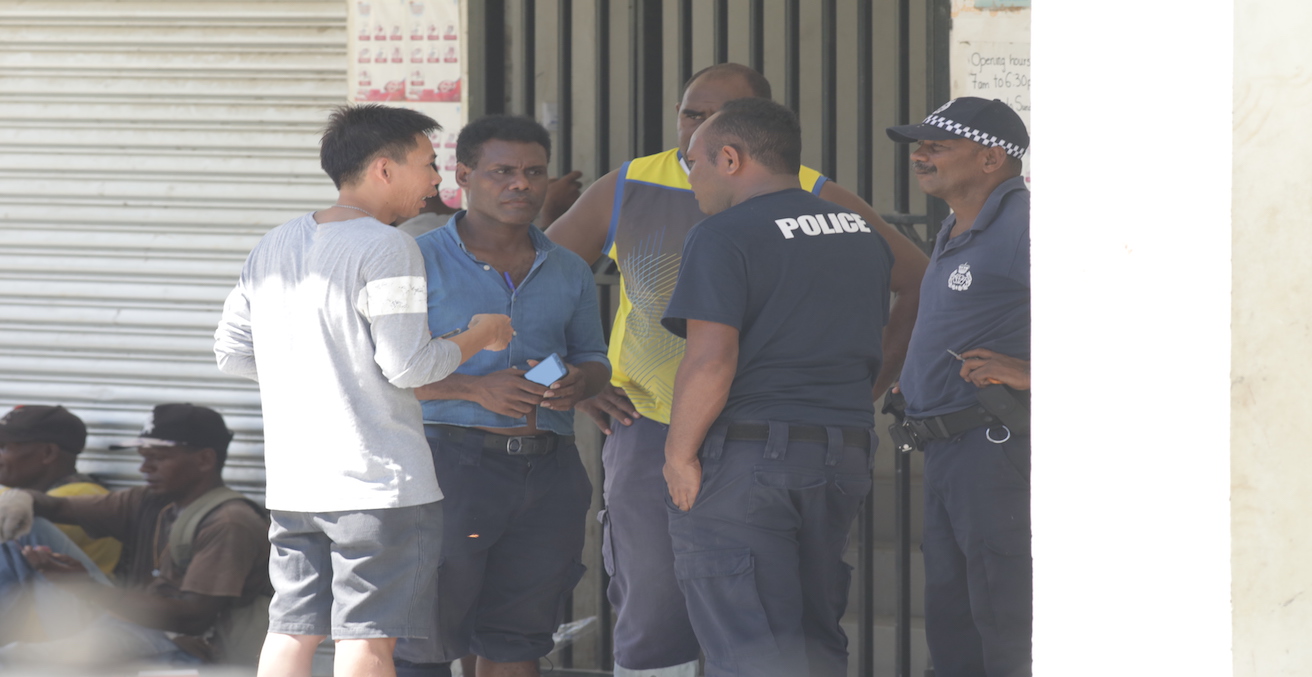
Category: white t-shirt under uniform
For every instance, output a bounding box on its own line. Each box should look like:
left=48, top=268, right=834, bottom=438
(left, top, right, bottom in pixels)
left=214, top=214, right=461, bottom=513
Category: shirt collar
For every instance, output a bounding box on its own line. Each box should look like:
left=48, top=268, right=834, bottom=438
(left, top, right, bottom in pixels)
left=438, top=210, right=557, bottom=258
left=937, top=175, right=1029, bottom=243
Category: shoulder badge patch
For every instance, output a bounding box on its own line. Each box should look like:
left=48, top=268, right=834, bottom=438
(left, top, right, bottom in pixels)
left=948, top=263, right=972, bottom=291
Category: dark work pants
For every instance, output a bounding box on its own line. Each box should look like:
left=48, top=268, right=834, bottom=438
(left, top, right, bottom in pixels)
left=394, top=426, right=591, bottom=667
left=601, top=416, right=701, bottom=670
left=666, top=421, right=874, bottom=677
left=922, top=427, right=1032, bottom=677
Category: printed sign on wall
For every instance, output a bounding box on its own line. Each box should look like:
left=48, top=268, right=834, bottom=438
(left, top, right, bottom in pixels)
left=349, top=0, right=466, bottom=208
left=952, top=39, right=1031, bottom=182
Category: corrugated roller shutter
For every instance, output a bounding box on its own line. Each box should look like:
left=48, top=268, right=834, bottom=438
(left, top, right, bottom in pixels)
left=0, top=1, right=346, bottom=500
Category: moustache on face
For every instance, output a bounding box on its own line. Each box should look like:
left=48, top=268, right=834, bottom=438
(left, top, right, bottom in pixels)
left=912, top=162, right=936, bottom=174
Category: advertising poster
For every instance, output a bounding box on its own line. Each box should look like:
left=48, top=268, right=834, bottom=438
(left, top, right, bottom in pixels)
left=349, top=0, right=466, bottom=208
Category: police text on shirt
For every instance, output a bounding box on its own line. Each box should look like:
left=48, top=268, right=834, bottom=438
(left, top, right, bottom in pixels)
left=774, top=212, right=871, bottom=239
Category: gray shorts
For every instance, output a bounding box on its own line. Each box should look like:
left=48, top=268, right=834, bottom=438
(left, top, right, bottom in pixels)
left=267, top=501, right=443, bottom=639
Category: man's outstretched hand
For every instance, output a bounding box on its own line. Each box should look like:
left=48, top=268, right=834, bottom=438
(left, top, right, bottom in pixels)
left=22, top=545, right=88, bottom=578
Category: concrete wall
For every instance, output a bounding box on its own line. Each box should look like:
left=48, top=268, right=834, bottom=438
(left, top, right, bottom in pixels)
left=1232, top=1, right=1312, bottom=674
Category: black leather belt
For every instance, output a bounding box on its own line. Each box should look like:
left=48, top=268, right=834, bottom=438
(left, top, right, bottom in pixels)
left=725, top=423, right=871, bottom=448
left=902, top=405, right=998, bottom=443
left=434, top=425, right=572, bottom=456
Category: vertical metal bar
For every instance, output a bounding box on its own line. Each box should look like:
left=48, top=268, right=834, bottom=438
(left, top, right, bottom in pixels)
left=555, top=5, right=574, bottom=664
left=820, top=0, right=836, bottom=179
left=748, top=0, right=764, bottom=75
left=596, top=0, right=611, bottom=181
left=522, top=0, right=536, bottom=117
left=713, top=0, right=729, bottom=64
left=895, top=449, right=913, bottom=677
left=483, top=0, right=506, bottom=115
left=558, top=0, right=572, bottom=176
left=925, top=0, right=953, bottom=243
left=678, top=0, right=693, bottom=87
left=856, top=6, right=876, bottom=674
left=630, top=0, right=641, bottom=157
left=784, top=0, right=799, bottom=113
left=854, top=12, right=876, bottom=676
left=594, top=0, right=620, bottom=621
left=893, top=0, right=910, bottom=215
left=859, top=495, right=876, bottom=677
left=631, top=0, right=663, bottom=157
left=856, top=0, right=873, bottom=203
left=894, top=0, right=914, bottom=671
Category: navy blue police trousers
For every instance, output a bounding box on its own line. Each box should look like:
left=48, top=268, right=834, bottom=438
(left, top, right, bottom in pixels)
left=665, top=421, right=874, bottom=677
left=922, top=426, right=1032, bottom=677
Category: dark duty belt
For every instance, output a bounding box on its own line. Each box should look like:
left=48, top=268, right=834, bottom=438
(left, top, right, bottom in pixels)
left=725, top=423, right=872, bottom=448
left=901, top=405, right=1002, bottom=444
left=434, top=425, right=572, bottom=456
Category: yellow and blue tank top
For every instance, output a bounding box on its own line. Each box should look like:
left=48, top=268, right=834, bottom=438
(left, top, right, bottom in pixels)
left=604, top=147, right=827, bottom=423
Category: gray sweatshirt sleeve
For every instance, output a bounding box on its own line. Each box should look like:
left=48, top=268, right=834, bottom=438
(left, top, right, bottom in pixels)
left=360, top=238, right=463, bottom=389
left=214, top=279, right=259, bottom=381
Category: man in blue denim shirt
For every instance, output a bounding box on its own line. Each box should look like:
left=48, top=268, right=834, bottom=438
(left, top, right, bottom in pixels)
left=393, top=115, right=609, bottom=677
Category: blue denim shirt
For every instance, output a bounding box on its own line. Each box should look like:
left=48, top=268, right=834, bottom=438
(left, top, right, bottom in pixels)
left=414, top=212, right=610, bottom=434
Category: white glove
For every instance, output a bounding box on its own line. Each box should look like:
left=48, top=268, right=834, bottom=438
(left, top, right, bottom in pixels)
left=0, top=490, right=35, bottom=541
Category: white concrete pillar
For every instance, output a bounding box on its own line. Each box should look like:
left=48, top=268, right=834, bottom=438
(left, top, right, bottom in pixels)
left=1033, top=2, right=1233, bottom=674
left=1230, top=1, right=1312, bottom=674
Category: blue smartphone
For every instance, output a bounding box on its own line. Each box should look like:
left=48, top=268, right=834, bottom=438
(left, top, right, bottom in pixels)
left=524, top=353, right=568, bottom=386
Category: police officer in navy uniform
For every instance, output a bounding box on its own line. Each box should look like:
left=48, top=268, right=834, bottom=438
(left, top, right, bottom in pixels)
left=887, top=97, right=1032, bottom=677
left=660, top=98, right=893, bottom=677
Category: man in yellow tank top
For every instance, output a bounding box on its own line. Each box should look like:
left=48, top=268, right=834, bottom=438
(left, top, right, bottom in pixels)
left=0, top=405, right=120, bottom=576
left=547, top=63, right=928, bottom=676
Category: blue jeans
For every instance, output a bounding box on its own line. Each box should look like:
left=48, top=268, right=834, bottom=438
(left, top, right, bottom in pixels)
left=666, top=421, right=875, bottom=677
left=0, top=614, right=204, bottom=668
left=0, top=518, right=110, bottom=642
left=0, top=519, right=199, bottom=667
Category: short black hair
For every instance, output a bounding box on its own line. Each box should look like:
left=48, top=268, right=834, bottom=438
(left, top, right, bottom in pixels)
left=175, top=443, right=229, bottom=475
left=211, top=437, right=230, bottom=473
left=320, top=104, right=441, bottom=189
left=456, top=115, right=552, bottom=168
left=682, top=63, right=772, bottom=99
left=702, top=98, right=801, bottom=176
left=1005, top=154, right=1024, bottom=175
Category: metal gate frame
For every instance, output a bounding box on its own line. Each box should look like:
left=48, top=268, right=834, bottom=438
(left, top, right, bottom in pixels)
left=467, top=2, right=953, bottom=674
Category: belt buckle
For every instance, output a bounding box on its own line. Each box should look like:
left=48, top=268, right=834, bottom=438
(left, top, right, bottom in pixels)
left=506, top=436, right=527, bottom=455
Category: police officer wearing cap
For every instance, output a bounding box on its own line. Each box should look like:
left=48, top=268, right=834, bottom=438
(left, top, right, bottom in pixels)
left=886, top=97, right=1032, bottom=677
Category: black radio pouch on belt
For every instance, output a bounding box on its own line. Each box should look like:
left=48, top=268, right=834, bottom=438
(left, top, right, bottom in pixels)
left=881, top=387, right=920, bottom=453
left=974, top=384, right=1031, bottom=436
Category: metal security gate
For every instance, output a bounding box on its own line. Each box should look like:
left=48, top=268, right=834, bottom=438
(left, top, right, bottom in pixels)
left=469, top=1, right=952, bottom=675
left=0, top=0, right=346, bottom=499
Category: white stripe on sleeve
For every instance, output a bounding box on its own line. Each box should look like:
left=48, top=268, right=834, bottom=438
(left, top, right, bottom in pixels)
left=360, top=276, right=427, bottom=319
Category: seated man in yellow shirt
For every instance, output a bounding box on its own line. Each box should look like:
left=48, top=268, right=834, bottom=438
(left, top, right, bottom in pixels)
left=0, top=405, right=123, bottom=643
left=0, top=405, right=121, bottom=576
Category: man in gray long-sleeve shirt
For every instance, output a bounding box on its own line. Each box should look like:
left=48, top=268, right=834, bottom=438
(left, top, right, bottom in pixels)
left=214, top=104, right=513, bottom=677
